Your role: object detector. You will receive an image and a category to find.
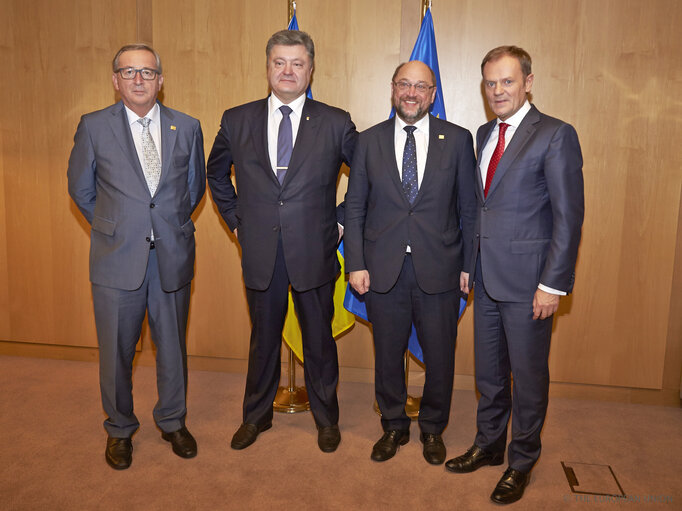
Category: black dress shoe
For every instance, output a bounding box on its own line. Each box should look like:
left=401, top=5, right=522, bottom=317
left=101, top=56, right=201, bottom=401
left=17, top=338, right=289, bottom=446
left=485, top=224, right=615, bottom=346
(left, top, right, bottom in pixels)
left=231, top=422, right=272, bottom=450
left=445, top=444, right=504, bottom=473
left=371, top=430, right=410, bottom=462
left=105, top=437, right=132, bottom=470
left=420, top=432, right=446, bottom=465
left=317, top=425, right=341, bottom=453
left=161, top=426, right=197, bottom=458
left=490, top=467, right=529, bottom=504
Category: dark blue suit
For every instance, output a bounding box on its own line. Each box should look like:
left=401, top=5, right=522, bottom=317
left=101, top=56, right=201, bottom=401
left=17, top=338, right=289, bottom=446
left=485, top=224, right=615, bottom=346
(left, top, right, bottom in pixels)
left=469, top=104, right=584, bottom=472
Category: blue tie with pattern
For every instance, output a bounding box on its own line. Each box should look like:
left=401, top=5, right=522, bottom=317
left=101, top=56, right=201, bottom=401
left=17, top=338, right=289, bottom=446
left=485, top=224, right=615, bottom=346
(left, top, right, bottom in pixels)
left=402, top=125, right=418, bottom=204
left=277, top=105, right=293, bottom=185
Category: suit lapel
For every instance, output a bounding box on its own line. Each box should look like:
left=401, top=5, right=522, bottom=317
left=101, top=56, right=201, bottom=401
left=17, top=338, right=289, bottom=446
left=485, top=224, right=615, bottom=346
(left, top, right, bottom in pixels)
left=379, top=119, right=407, bottom=203
left=476, top=120, right=496, bottom=201
left=485, top=106, right=540, bottom=201
left=108, top=102, right=148, bottom=191
left=414, top=115, right=443, bottom=206
left=158, top=103, right=177, bottom=196
left=248, top=99, right=280, bottom=188
left=281, top=99, right=321, bottom=188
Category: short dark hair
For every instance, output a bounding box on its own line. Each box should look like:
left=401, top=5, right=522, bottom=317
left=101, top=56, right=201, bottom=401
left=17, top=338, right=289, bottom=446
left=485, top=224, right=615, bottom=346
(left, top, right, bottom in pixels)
left=266, top=30, right=315, bottom=65
left=481, top=46, right=532, bottom=78
left=392, top=61, right=436, bottom=87
left=112, top=43, right=162, bottom=73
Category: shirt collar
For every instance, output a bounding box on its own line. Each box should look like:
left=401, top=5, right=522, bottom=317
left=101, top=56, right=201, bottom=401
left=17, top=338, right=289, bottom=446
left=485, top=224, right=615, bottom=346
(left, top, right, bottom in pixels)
left=498, top=100, right=531, bottom=128
left=395, top=112, right=430, bottom=135
left=269, top=93, right=307, bottom=118
left=124, top=102, right=160, bottom=126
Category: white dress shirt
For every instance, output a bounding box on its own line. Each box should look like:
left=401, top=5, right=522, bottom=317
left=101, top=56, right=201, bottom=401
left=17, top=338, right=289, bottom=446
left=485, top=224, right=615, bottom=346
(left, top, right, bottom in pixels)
left=267, top=93, right=306, bottom=175
left=479, top=101, right=564, bottom=296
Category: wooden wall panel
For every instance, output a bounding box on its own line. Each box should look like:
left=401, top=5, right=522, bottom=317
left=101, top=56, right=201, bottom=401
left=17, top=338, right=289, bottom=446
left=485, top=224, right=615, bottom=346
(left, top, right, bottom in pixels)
left=0, top=0, right=138, bottom=346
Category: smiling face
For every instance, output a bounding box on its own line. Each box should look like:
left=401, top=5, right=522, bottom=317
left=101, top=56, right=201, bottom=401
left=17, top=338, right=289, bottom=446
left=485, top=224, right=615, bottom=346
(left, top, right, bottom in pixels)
left=112, top=49, right=163, bottom=117
left=482, top=55, right=534, bottom=121
left=391, top=61, right=436, bottom=124
left=267, top=44, right=313, bottom=103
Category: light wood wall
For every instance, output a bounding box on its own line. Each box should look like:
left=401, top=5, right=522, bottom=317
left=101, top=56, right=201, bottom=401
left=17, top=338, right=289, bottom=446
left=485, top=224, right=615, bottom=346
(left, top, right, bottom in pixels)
left=1, top=0, right=680, bottom=402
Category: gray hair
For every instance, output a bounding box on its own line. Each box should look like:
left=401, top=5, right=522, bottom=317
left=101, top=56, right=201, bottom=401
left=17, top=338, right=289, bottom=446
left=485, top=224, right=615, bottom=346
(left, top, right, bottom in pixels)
left=266, top=30, right=315, bottom=65
left=112, top=43, right=162, bottom=73
left=481, top=46, right=532, bottom=79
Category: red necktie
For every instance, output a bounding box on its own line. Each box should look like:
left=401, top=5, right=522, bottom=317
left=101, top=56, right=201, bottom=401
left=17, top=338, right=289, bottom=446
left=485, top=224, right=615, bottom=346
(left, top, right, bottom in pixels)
left=484, top=122, right=509, bottom=198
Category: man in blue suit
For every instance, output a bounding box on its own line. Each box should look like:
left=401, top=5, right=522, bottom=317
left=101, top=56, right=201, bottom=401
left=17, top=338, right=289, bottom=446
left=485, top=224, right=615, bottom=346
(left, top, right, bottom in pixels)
left=445, top=46, right=584, bottom=504
left=68, top=44, right=205, bottom=469
left=207, top=30, right=357, bottom=453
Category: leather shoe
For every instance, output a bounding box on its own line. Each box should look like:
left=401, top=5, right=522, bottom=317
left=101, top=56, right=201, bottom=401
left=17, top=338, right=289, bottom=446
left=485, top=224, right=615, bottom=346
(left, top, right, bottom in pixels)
left=371, top=430, right=410, bottom=462
left=231, top=422, right=272, bottom=450
left=445, top=444, right=504, bottom=473
left=420, top=432, right=446, bottom=465
left=161, top=426, right=197, bottom=458
left=317, top=425, right=341, bottom=453
left=490, top=467, right=530, bottom=504
left=105, top=437, right=132, bottom=470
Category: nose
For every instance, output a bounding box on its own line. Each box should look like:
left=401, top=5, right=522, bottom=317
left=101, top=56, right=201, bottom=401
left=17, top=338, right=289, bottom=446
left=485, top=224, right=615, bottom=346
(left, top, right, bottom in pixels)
left=493, top=82, right=503, bottom=95
left=133, top=72, right=145, bottom=84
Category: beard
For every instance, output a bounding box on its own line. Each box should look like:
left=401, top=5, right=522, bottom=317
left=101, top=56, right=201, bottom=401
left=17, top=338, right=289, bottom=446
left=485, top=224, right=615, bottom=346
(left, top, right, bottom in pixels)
left=394, top=97, right=429, bottom=124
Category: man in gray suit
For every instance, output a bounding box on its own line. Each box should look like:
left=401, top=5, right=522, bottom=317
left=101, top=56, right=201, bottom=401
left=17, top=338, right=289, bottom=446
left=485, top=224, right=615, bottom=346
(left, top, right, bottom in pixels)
left=68, top=44, right=205, bottom=470
left=445, top=46, right=584, bottom=504
left=345, top=60, right=476, bottom=465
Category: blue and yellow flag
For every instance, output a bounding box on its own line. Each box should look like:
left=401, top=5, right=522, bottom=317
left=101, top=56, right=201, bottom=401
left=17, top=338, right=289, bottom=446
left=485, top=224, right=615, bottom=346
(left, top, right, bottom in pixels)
left=281, top=6, right=355, bottom=361
left=344, top=6, right=467, bottom=363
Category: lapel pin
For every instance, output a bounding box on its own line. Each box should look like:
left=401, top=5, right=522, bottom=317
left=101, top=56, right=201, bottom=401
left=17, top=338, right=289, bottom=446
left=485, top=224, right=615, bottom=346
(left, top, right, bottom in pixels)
left=170, top=125, right=177, bottom=131
left=438, top=134, right=445, bottom=139
left=306, top=116, right=310, bottom=121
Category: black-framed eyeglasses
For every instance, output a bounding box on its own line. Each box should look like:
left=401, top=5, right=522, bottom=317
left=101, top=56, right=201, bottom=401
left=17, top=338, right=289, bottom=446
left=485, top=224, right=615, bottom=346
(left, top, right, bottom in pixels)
left=393, top=81, right=435, bottom=94
left=115, top=67, right=160, bottom=80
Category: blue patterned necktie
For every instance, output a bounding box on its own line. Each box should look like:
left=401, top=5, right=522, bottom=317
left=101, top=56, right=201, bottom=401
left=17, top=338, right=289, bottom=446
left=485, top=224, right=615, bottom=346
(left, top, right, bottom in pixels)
left=402, top=125, right=418, bottom=204
left=137, top=117, right=161, bottom=196
left=277, top=105, right=293, bottom=185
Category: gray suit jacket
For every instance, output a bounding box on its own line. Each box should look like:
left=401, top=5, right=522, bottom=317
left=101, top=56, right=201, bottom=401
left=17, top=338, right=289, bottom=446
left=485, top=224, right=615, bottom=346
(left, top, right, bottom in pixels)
left=345, top=115, right=477, bottom=294
left=471, top=104, right=584, bottom=301
left=68, top=101, right=206, bottom=292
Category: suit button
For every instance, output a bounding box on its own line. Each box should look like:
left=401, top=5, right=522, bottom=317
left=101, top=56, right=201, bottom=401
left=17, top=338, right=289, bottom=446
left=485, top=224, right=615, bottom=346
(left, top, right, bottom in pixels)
left=409, top=210, right=414, bottom=216
left=150, top=203, right=155, bottom=208
left=279, top=201, right=284, bottom=206
left=146, top=236, right=151, bottom=242
left=483, top=207, right=489, bottom=212
left=272, top=226, right=279, bottom=231
left=476, top=234, right=480, bottom=238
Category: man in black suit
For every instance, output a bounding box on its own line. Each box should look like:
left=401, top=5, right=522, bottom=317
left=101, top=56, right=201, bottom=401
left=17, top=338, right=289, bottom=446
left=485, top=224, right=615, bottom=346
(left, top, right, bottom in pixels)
left=445, top=46, right=584, bottom=505
left=344, top=60, right=477, bottom=465
left=207, top=30, right=357, bottom=453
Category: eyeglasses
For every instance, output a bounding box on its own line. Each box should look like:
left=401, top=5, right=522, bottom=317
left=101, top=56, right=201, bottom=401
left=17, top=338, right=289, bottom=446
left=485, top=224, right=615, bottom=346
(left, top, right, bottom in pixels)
left=116, top=67, right=160, bottom=80
left=393, top=81, right=435, bottom=94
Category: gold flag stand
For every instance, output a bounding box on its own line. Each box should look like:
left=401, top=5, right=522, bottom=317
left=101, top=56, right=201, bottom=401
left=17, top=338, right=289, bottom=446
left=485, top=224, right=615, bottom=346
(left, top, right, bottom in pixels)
left=273, top=345, right=310, bottom=413
left=374, top=353, right=421, bottom=420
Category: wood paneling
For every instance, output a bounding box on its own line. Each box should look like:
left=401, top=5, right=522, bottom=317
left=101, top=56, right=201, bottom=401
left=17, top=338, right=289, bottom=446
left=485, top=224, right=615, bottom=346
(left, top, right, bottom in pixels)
left=1, top=0, right=680, bottom=398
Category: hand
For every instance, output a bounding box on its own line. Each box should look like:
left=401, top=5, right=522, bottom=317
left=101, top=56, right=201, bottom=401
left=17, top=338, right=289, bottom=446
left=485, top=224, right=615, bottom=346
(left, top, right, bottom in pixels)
left=532, top=288, right=560, bottom=320
left=460, top=272, right=470, bottom=294
left=338, top=224, right=344, bottom=243
left=349, top=270, right=370, bottom=295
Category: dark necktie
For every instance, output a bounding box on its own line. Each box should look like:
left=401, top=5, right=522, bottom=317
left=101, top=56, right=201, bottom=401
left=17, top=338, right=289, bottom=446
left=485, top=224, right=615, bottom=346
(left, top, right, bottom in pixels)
left=402, top=126, right=418, bottom=204
left=277, top=105, right=293, bottom=185
left=484, top=122, right=509, bottom=198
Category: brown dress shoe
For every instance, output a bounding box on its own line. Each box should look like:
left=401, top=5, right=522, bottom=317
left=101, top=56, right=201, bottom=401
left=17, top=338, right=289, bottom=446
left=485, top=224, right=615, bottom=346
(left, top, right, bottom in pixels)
left=105, top=437, right=132, bottom=470
left=162, top=426, right=197, bottom=458
left=230, top=422, right=272, bottom=450
left=445, top=444, right=504, bottom=473
left=371, top=430, right=410, bottom=462
left=317, top=425, right=341, bottom=453
left=490, top=467, right=530, bottom=504
left=420, top=432, right=446, bottom=465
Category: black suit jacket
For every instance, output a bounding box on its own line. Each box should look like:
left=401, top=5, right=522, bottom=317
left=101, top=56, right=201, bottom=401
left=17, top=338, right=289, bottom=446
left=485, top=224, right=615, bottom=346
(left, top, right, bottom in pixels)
left=207, top=97, right=357, bottom=291
left=344, top=115, right=477, bottom=294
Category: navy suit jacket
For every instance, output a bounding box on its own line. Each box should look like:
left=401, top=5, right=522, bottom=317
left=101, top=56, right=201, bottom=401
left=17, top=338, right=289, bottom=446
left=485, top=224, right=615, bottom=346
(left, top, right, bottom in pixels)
left=345, top=115, right=477, bottom=294
left=68, top=101, right=206, bottom=292
left=470, top=104, right=584, bottom=301
left=207, top=97, right=357, bottom=292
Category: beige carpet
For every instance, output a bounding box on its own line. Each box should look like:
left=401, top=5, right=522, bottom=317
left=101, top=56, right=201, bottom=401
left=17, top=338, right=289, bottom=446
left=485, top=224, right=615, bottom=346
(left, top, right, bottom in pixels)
left=1, top=355, right=680, bottom=510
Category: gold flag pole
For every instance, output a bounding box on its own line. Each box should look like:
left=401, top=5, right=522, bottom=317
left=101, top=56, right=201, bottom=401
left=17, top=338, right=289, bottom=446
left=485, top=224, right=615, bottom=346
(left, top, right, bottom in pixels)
left=273, top=0, right=310, bottom=414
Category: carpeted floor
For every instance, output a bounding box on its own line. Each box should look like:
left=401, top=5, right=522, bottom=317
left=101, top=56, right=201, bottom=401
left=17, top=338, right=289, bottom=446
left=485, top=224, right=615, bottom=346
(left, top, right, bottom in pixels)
left=1, top=355, right=680, bottom=510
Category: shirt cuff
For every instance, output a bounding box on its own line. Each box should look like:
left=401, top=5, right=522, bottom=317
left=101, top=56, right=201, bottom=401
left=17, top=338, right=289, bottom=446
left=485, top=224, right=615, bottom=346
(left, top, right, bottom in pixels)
left=538, top=283, right=566, bottom=296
